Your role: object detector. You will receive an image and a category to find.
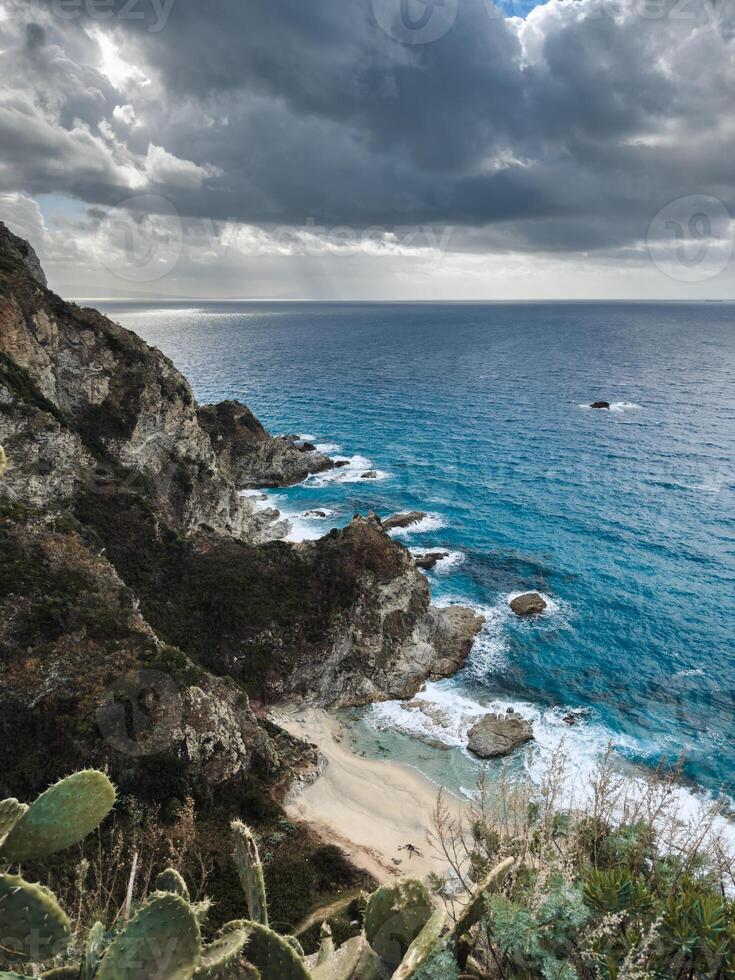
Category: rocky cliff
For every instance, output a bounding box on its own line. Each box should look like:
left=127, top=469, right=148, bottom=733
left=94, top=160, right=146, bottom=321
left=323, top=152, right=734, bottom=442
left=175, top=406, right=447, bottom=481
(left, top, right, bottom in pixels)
left=0, top=219, right=486, bottom=933
left=0, top=219, right=482, bottom=789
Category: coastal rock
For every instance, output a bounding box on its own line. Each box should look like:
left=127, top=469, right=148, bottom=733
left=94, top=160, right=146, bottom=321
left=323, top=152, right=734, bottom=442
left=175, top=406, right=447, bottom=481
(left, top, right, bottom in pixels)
left=510, top=592, right=547, bottom=616
left=198, top=400, right=334, bottom=489
left=305, top=509, right=327, bottom=518
left=382, top=511, right=427, bottom=531
left=467, top=712, right=534, bottom=758
left=590, top=401, right=610, bottom=409
left=414, top=551, right=450, bottom=570
left=361, top=470, right=378, bottom=479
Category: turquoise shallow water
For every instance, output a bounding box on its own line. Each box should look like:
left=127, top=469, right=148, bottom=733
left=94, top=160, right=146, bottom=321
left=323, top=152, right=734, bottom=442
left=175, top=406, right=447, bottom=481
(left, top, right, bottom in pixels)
left=101, top=300, right=735, bottom=801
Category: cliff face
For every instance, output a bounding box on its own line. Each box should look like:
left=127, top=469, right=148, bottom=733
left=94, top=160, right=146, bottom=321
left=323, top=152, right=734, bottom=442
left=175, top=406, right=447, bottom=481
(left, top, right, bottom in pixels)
left=0, top=221, right=482, bottom=798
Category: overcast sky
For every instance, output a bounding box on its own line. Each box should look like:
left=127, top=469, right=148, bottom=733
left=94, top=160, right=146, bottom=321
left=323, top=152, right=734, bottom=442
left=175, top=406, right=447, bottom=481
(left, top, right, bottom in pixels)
left=0, top=0, right=733, bottom=298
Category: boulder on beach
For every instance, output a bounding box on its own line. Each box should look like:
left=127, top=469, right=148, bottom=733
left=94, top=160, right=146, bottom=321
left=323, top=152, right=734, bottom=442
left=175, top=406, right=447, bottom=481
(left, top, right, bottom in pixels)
left=414, top=551, right=450, bottom=570
left=590, top=401, right=610, bottom=409
left=382, top=511, right=427, bottom=531
left=510, top=592, right=547, bottom=617
left=467, top=711, right=533, bottom=758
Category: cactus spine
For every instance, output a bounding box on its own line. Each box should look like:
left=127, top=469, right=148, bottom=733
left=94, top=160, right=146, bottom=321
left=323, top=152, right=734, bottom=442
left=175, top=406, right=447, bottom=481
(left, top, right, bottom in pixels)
left=1, top=770, right=116, bottom=862
left=231, top=820, right=268, bottom=928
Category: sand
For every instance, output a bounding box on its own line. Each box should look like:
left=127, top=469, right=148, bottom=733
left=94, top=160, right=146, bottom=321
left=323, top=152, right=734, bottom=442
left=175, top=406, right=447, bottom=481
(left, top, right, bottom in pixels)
left=269, top=705, right=466, bottom=884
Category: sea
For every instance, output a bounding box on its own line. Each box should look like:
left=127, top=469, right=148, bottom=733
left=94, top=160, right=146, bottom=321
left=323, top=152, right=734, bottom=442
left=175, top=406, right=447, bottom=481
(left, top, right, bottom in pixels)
left=99, top=300, right=735, bottom=814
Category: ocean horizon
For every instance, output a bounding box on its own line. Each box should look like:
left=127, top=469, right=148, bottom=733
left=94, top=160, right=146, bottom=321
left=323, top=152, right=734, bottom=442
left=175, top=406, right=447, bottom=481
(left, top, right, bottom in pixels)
left=102, top=298, right=735, bottom=811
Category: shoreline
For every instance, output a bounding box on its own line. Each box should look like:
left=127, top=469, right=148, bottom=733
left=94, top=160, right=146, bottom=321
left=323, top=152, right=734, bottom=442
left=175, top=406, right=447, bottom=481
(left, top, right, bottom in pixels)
left=270, top=705, right=466, bottom=884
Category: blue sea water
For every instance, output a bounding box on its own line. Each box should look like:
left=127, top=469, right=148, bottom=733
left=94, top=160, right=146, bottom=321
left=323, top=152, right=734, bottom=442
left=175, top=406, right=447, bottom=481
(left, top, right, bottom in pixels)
left=100, top=300, right=735, bottom=803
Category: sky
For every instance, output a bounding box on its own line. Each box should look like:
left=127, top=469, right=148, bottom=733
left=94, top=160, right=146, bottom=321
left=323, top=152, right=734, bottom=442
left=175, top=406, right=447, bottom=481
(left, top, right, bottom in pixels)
left=0, top=0, right=733, bottom=299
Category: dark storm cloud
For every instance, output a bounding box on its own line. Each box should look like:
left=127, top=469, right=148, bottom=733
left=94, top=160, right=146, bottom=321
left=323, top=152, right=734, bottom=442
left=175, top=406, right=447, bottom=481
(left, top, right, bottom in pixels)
left=1, top=0, right=733, bottom=258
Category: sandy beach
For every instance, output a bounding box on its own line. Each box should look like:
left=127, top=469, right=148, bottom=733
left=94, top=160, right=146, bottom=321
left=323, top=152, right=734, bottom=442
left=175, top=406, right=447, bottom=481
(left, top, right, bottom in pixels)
left=270, top=705, right=467, bottom=884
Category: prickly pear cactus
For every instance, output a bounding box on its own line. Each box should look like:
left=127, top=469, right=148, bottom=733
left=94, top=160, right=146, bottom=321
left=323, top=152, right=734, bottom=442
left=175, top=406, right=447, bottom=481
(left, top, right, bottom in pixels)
left=311, top=933, right=383, bottom=980
left=1, top=770, right=116, bottom=862
left=392, top=907, right=446, bottom=979
left=156, top=868, right=191, bottom=900
left=449, top=856, right=514, bottom=941
left=0, top=799, right=27, bottom=848
left=239, top=921, right=311, bottom=980
left=231, top=819, right=268, bottom=927
left=316, top=923, right=335, bottom=965
left=96, top=892, right=200, bottom=979
left=194, top=926, right=250, bottom=978
left=0, top=873, right=72, bottom=968
left=364, top=879, right=433, bottom=968
left=82, top=920, right=107, bottom=979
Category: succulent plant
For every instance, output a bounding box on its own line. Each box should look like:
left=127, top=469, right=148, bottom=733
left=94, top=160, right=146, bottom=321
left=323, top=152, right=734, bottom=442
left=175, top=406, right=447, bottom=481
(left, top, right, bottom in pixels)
left=194, top=925, right=250, bottom=978
left=364, top=878, right=433, bottom=968
left=449, top=855, right=515, bottom=942
left=231, top=820, right=268, bottom=927
left=96, top=891, right=201, bottom=980
left=0, top=774, right=476, bottom=979
left=157, top=868, right=191, bottom=901
left=0, top=873, right=72, bottom=969
left=0, top=770, right=116, bottom=863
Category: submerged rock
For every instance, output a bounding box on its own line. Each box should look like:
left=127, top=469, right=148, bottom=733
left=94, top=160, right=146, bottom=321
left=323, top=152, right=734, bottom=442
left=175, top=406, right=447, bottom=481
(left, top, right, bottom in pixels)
left=510, top=592, right=547, bottom=616
left=414, top=551, right=450, bottom=570
left=467, top=711, right=534, bottom=758
left=590, top=401, right=610, bottom=409
left=382, top=511, right=427, bottom=531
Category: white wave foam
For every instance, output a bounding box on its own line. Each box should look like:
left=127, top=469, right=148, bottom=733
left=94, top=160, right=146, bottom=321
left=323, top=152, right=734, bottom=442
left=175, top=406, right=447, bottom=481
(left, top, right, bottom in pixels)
left=308, top=454, right=389, bottom=485
left=315, top=442, right=342, bottom=453
left=297, top=433, right=316, bottom=442
left=387, top=513, right=446, bottom=537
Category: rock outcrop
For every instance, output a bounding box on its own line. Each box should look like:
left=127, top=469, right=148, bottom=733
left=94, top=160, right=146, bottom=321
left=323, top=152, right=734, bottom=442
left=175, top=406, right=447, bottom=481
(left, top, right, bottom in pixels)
left=414, top=551, right=450, bottom=570
left=510, top=592, right=547, bottom=616
left=198, top=400, right=334, bottom=488
left=590, top=401, right=610, bottom=409
left=467, top=711, right=534, bottom=758
left=382, top=511, right=427, bottom=531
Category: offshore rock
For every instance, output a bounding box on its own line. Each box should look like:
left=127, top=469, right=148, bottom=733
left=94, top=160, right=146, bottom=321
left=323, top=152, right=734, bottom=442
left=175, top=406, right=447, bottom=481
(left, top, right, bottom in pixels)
left=510, top=592, right=547, bottom=616
left=382, top=511, right=427, bottom=531
left=467, top=711, right=534, bottom=758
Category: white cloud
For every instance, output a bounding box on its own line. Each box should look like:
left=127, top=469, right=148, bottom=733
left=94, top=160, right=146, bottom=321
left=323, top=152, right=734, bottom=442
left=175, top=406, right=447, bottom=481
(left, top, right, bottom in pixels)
left=144, top=144, right=222, bottom=189
left=113, top=103, right=136, bottom=126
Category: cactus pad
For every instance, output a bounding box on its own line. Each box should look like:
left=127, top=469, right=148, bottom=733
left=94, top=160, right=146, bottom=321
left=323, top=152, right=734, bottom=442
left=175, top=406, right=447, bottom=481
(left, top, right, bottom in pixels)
left=0, top=873, right=72, bottom=968
left=194, top=926, right=249, bottom=978
left=311, top=933, right=382, bottom=980
left=96, top=892, right=200, bottom=980
left=242, top=921, right=311, bottom=980
left=231, top=820, right=268, bottom=927
left=1, top=771, right=115, bottom=862
left=0, top=800, right=26, bottom=849
left=156, top=869, right=191, bottom=900
left=82, top=921, right=107, bottom=979
left=392, top=907, right=446, bottom=979
left=364, top=879, right=433, bottom=968
left=450, top=856, right=514, bottom=941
